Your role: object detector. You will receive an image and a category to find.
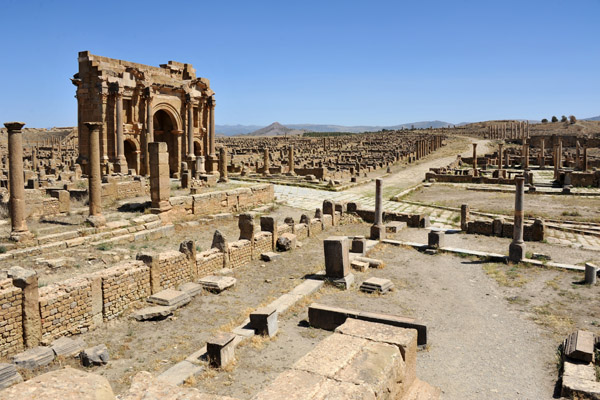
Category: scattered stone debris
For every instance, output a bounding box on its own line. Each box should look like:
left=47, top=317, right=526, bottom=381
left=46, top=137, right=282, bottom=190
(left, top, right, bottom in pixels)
left=12, top=346, right=54, bottom=369
left=360, top=277, right=394, bottom=294
left=350, top=260, right=369, bottom=272
left=131, top=305, right=173, bottom=321
left=80, top=344, right=109, bottom=367
left=250, top=306, right=278, bottom=337
left=147, top=289, right=191, bottom=308
left=276, top=233, right=297, bottom=251
left=178, top=282, right=203, bottom=297
left=261, top=251, right=280, bottom=261
left=199, top=275, right=237, bottom=293
left=207, top=333, right=236, bottom=368
left=50, top=336, right=86, bottom=358
left=0, top=364, right=22, bottom=389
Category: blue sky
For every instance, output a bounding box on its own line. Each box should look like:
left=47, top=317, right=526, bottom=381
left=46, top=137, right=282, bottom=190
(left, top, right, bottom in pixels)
left=0, top=0, right=598, bottom=127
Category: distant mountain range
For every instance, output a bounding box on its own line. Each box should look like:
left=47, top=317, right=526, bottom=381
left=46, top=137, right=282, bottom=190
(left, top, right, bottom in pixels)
left=583, top=116, right=600, bottom=121
left=216, top=120, right=453, bottom=136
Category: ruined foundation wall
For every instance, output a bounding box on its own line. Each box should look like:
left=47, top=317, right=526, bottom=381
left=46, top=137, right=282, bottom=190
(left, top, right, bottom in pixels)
left=0, top=280, right=23, bottom=357
left=228, top=240, right=252, bottom=268
left=158, top=251, right=193, bottom=290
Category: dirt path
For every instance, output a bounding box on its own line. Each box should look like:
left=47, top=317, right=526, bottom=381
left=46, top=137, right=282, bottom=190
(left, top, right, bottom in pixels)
left=347, top=136, right=494, bottom=198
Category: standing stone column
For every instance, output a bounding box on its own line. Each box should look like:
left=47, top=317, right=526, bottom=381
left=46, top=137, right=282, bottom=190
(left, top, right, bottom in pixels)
left=509, top=176, right=526, bottom=263
left=186, top=97, right=196, bottom=169
left=219, top=146, right=228, bottom=182
left=8, top=267, right=41, bottom=347
left=263, top=148, right=271, bottom=176
left=149, top=142, right=172, bottom=214
left=85, top=122, right=106, bottom=227
left=370, top=178, right=385, bottom=240
left=472, top=143, right=478, bottom=177
left=498, top=143, right=504, bottom=170
left=288, top=145, right=295, bottom=175
left=196, top=155, right=206, bottom=178
left=523, top=140, right=529, bottom=169
left=143, top=88, right=154, bottom=176
left=460, top=204, right=469, bottom=231
left=5, top=122, right=32, bottom=241
left=583, top=146, right=588, bottom=172
left=207, top=97, right=217, bottom=174
left=539, top=139, right=545, bottom=168
left=114, top=89, right=126, bottom=173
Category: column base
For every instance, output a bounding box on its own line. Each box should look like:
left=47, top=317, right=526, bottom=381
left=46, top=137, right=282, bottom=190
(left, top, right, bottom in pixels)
left=328, top=273, right=355, bottom=290
left=86, top=214, right=106, bottom=228
left=370, top=224, right=386, bottom=241
left=206, top=154, right=218, bottom=174
left=509, top=242, right=526, bottom=263
left=9, top=229, right=33, bottom=242
left=115, top=157, right=127, bottom=174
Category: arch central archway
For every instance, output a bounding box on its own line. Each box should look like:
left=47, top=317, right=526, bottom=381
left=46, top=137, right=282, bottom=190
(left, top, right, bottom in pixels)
left=152, top=106, right=182, bottom=177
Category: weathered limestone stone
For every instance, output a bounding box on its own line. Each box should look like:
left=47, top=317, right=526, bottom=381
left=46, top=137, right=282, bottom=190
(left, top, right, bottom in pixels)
left=385, top=221, right=406, bottom=233
left=84, top=122, right=106, bottom=227
left=294, top=333, right=367, bottom=378
left=564, top=330, right=595, bottom=363
left=561, top=359, right=600, bottom=399
left=261, top=252, right=280, bottom=262
left=0, top=363, right=22, bottom=389
left=324, top=236, right=349, bottom=279
left=0, top=367, right=115, bottom=400
left=260, top=216, right=278, bottom=249
left=370, top=179, right=385, bottom=240
left=207, top=333, right=235, bottom=368
left=149, top=142, right=172, bottom=214
left=350, top=236, right=367, bottom=255
left=351, top=260, right=369, bottom=272
left=460, top=204, right=469, bottom=231
left=276, top=232, right=297, bottom=251
left=80, top=344, right=109, bottom=367
left=509, top=177, right=526, bottom=263
left=238, top=213, right=255, bottom=241
left=250, top=306, right=278, bottom=337
left=211, top=230, right=229, bottom=268
left=8, top=266, right=41, bottom=347
left=179, top=282, right=203, bottom=297
left=198, top=275, right=236, bottom=293
left=360, top=277, right=394, bottom=294
left=51, top=336, right=86, bottom=358
left=147, top=289, right=191, bottom=308
left=12, top=346, right=54, bottom=369
left=132, top=306, right=173, bottom=321
left=5, top=122, right=33, bottom=241
left=584, top=263, right=598, bottom=285
left=427, top=230, right=445, bottom=249
left=125, top=371, right=238, bottom=399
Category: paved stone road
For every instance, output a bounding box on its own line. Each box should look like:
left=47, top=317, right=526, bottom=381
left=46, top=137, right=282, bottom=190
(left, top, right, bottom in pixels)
left=274, top=184, right=600, bottom=250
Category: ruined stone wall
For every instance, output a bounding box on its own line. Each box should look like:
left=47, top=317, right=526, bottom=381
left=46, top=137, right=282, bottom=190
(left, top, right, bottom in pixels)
left=253, top=232, right=273, bottom=255
left=187, top=184, right=273, bottom=215
left=467, top=219, right=545, bottom=242
left=295, top=224, right=309, bottom=241
left=158, top=251, right=193, bottom=290
left=277, top=224, right=292, bottom=236
left=196, top=249, right=224, bottom=276
left=310, top=219, right=323, bottom=234
left=228, top=240, right=252, bottom=268
left=39, top=277, right=93, bottom=341
left=0, top=279, right=23, bottom=357
left=94, top=262, right=151, bottom=321
left=101, top=178, right=146, bottom=203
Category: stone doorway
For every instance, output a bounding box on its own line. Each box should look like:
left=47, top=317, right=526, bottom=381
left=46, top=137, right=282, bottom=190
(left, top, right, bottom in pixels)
left=124, top=140, right=138, bottom=174
left=153, top=109, right=180, bottom=177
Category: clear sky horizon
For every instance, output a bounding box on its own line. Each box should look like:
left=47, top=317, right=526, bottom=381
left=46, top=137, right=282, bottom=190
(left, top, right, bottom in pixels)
left=0, top=0, right=598, bottom=128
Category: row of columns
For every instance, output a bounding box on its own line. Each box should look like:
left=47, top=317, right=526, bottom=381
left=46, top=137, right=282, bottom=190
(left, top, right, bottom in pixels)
left=487, top=121, right=529, bottom=140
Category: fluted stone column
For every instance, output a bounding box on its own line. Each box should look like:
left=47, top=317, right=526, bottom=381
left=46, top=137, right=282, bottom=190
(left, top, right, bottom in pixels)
left=115, top=90, right=126, bottom=173
left=509, top=176, right=526, bottom=263
left=472, top=143, right=478, bottom=177
left=5, top=122, right=32, bottom=241
left=219, top=146, right=228, bottom=182
left=370, top=178, right=385, bottom=240
left=85, top=122, right=105, bottom=227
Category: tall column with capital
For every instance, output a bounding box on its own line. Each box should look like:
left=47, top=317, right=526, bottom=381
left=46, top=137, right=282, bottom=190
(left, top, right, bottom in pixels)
left=5, top=122, right=33, bottom=242
left=207, top=97, right=217, bottom=173
left=288, top=145, right=295, bottom=175
left=143, top=89, right=154, bottom=176
left=85, top=122, right=105, bottom=227
left=114, top=88, right=126, bottom=173
left=186, top=96, right=196, bottom=171
left=472, top=143, right=478, bottom=177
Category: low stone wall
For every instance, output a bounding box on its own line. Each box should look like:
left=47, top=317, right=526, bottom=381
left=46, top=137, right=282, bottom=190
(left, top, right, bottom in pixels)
left=188, top=184, right=274, bottom=216
left=295, top=223, right=309, bottom=241
left=101, top=177, right=146, bottom=203
left=229, top=240, right=252, bottom=268
left=467, top=218, right=545, bottom=241
left=196, top=249, right=224, bottom=276
left=310, top=219, right=323, bottom=234
left=0, top=279, right=23, bottom=357
left=254, top=232, right=273, bottom=256
left=277, top=224, right=292, bottom=236
left=425, top=172, right=516, bottom=185
left=158, top=251, right=193, bottom=290
left=39, top=277, right=93, bottom=341
left=347, top=202, right=430, bottom=228
left=94, top=261, right=151, bottom=322
left=561, top=171, right=600, bottom=187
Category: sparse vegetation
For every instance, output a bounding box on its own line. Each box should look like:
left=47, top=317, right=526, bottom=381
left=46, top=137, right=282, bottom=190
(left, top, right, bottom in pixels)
left=569, top=115, right=577, bottom=124
left=551, top=116, right=558, bottom=123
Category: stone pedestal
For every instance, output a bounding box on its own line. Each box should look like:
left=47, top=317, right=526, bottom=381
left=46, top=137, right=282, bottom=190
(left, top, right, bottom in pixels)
left=207, top=333, right=235, bottom=368
left=149, top=142, right=172, bottom=214
left=324, top=236, right=350, bottom=279
left=460, top=204, right=469, bottom=231
left=250, top=306, right=278, bottom=337
left=585, top=263, right=598, bottom=285
left=428, top=230, right=445, bottom=249
left=5, top=122, right=33, bottom=241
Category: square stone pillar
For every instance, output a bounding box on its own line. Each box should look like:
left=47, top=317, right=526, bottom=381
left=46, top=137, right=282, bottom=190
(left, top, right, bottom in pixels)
left=324, top=236, right=350, bottom=279
left=8, top=267, right=41, bottom=347
left=149, top=142, right=172, bottom=214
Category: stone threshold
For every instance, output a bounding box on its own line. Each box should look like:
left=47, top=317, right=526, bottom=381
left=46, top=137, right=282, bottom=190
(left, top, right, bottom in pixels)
left=381, top=239, right=586, bottom=272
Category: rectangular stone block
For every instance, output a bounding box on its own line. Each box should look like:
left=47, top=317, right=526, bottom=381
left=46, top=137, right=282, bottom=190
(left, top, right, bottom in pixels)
left=323, top=236, right=349, bottom=279
left=207, top=333, right=235, bottom=368
left=250, top=306, right=278, bottom=337
left=564, top=330, right=595, bottom=363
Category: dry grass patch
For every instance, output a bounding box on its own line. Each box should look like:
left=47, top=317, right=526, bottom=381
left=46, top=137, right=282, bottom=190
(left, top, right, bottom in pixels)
left=483, top=263, right=529, bottom=287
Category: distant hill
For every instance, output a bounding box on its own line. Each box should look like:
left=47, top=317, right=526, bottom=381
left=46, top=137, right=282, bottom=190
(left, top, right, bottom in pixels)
left=220, top=120, right=453, bottom=136
left=245, top=122, right=305, bottom=137
left=583, top=116, right=600, bottom=121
